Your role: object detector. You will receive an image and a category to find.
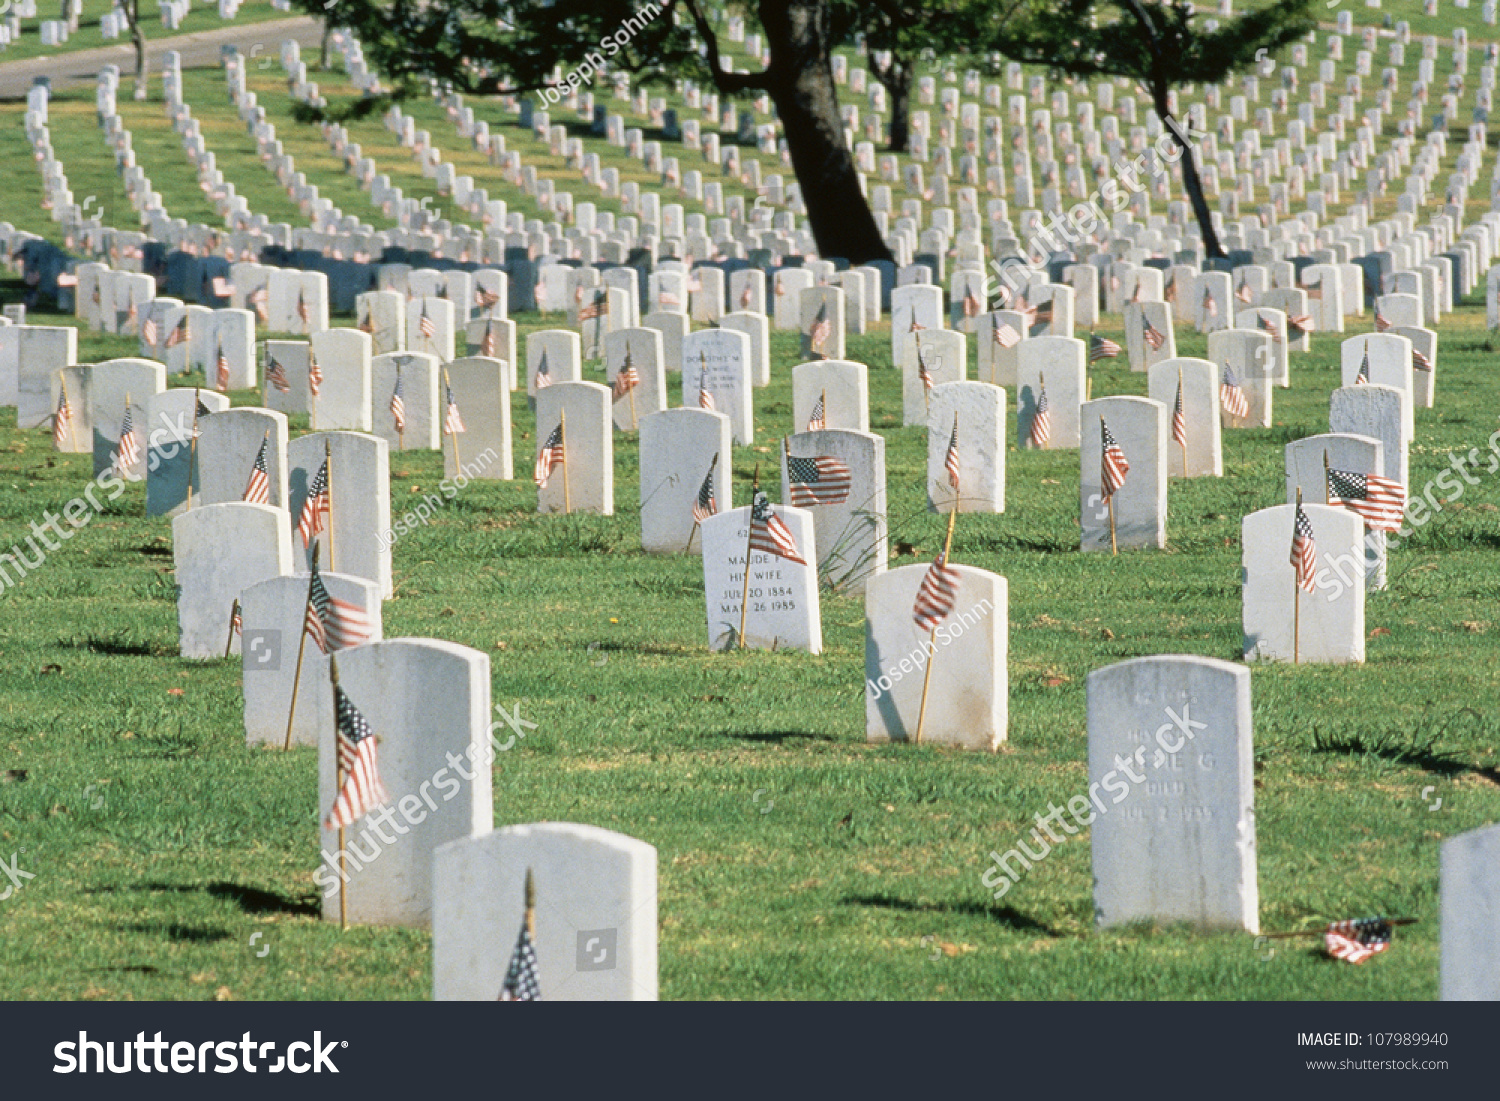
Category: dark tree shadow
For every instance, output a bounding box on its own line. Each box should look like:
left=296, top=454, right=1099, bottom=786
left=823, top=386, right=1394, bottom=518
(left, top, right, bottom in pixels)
left=120, top=922, right=232, bottom=944
left=89, top=881, right=321, bottom=917
left=721, top=729, right=837, bottom=744
left=843, top=893, right=1063, bottom=937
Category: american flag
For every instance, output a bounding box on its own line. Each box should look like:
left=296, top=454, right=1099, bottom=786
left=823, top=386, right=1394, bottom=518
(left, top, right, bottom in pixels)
left=806, top=393, right=826, bottom=432
left=907, top=312, right=924, bottom=333
left=808, top=301, right=831, bottom=354
left=1088, top=333, right=1121, bottom=362
left=324, top=683, right=390, bottom=831
left=1412, top=347, right=1433, bottom=372
left=243, top=435, right=271, bottom=504
left=308, top=351, right=323, bottom=397
left=357, top=309, right=373, bottom=334
left=916, top=345, right=935, bottom=393
left=52, top=389, right=72, bottom=449
left=739, top=281, right=753, bottom=310
left=534, top=422, right=564, bottom=488
left=913, top=549, right=961, bottom=632
left=499, top=892, right=542, bottom=1001
left=787, top=454, right=852, bottom=507
left=1373, top=310, right=1390, bottom=332
left=142, top=314, right=158, bottom=348
left=419, top=306, right=436, bottom=340
left=534, top=350, right=553, bottom=389
left=479, top=322, right=498, bottom=358
left=1100, top=419, right=1129, bottom=500
left=1221, top=364, right=1249, bottom=420
left=215, top=344, right=231, bottom=391
left=1327, top=467, right=1405, bottom=532
left=698, top=376, right=716, bottom=411
left=692, top=459, right=717, bottom=523
left=1141, top=315, right=1166, bottom=351
left=297, top=289, right=310, bottom=326
left=299, top=459, right=331, bottom=548
left=1171, top=376, right=1186, bottom=450
left=1287, top=314, right=1313, bottom=336
left=266, top=356, right=291, bottom=394
left=475, top=285, right=501, bottom=309
left=1355, top=343, right=1370, bottom=384
left=749, top=490, right=804, bottom=564
left=249, top=285, right=269, bottom=323
left=579, top=290, right=608, bottom=321
left=1027, top=383, right=1051, bottom=449
left=389, top=375, right=406, bottom=433
left=944, top=418, right=961, bottom=489
left=304, top=556, right=372, bottom=653
left=212, top=276, right=234, bottom=298
left=1201, top=287, right=1217, bottom=317
left=1164, top=277, right=1177, bottom=303
left=1305, top=281, right=1324, bottom=301
left=113, top=405, right=141, bottom=475
left=1323, top=918, right=1394, bottom=965
left=1290, top=499, right=1317, bottom=593
left=1257, top=313, right=1281, bottom=343
left=659, top=290, right=681, bottom=309
left=444, top=383, right=466, bottom=434
left=231, top=602, right=242, bottom=636
left=612, top=363, right=639, bottom=400
left=1235, top=279, right=1254, bottom=303
left=166, top=316, right=188, bottom=348
left=992, top=318, right=1021, bottom=348
left=961, top=286, right=982, bottom=318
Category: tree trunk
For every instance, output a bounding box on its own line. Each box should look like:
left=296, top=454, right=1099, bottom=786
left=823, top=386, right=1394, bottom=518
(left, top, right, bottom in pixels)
left=758, top=0, right=891, bottom=263
left=132, top=17, right=148, bottom=101
left=1154, top=90, right=1223, bottom=258
left=321, top=22, right=333, bottom=70
left=881, top=60, right=911, bottom=155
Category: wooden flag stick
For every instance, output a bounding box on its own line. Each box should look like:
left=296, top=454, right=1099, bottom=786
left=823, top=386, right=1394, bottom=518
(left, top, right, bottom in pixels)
left=1261, top=918, right=1418, bottom=939
left=324, top=438, right=336, bottom=572
left=1086, top=377, right=1094, bottom=401
left=187, top=388, right=202, bottom=509
left=223, top=598, right=240, bottom=658
left=820, top=387, right=827, bottom=427
left=283, top=542, right=320, bottom=751
left=62, top=378, right=80, bottom=452
left=1322, top=449, right=1330, bottom=504
left=329, top=652, right=348, bottom=932
left=914, top=506, right=959, bottom=746
left=560, top=408, right=572, bottom=515
left=524, top=867, right=536, bottom=937
left=737, top=463, right=760, bottom=649
left=627, top=373, right=638, bottom=431
left=1294, top=487, right=1303, bottom=665
left=443, top=367, right=463, bottom=473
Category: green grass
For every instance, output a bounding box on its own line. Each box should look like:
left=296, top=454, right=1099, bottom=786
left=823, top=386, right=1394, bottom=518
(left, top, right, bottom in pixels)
left=1, top=4, right=1498, bottom=1002
left=0, top=278, right=1498, bottom=999
left=0, top=0, right=295, bottom=67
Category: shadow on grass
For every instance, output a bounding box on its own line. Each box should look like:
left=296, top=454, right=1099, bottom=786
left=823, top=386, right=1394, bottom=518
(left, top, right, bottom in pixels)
left=120, top=922, right=233, bottom=944
left=722, top=729, right=839, bottom=744
left=62, top=636, right=174, bottom=658
left=90, top=881, right=321, bottom=917
left=842, top=893, right=1062, bottom=937
left=1311, top=707, right=1500, bottom=787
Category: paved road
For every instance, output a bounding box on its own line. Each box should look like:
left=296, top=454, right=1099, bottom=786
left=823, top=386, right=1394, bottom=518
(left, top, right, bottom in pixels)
left=0, top=14, right=325, bottom=98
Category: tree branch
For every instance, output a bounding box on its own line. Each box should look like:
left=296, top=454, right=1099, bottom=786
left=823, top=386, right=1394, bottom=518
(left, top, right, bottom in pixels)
left=682, top=0, right=772, bottom=92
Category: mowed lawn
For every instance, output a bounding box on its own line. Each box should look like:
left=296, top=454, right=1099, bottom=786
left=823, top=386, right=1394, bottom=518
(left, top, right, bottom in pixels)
left=0, top=271, right=1497, bottom=999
